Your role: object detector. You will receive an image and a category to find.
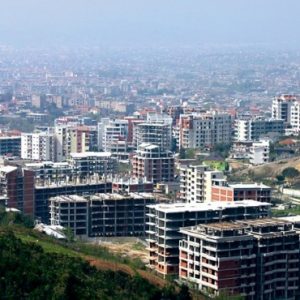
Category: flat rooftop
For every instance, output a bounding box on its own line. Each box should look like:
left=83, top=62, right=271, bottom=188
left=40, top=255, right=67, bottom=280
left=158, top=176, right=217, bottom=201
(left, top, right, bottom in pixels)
left=278, top=216, right=300, bottom=223
left=70, top=152, right=112, bottom=158
left=148, top=200, right=271, bottom=213
left=50, top=195, right=88, bottom=203
left=0, top=166, right=17, bottom=173
left=35, top=180, right=109, bottom=189
left=90, top=192, right=155, bottom=201
left=0, top=136, right=21, bottom=139
left=237, top=218, right=289, bottom=227
left=25, top=161, right=70, bottom=168
left=229, top=183, right=271, bottom=189
left=201, top=222, right=246, bottom=230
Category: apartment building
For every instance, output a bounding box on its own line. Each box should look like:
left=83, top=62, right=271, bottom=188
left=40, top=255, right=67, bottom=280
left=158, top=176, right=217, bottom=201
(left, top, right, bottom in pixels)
left=249, top=139, right=270, bottom=165
left=70, top=125, right=98, bottom=153
left=179, top=219, right=300, bottom=300
left=241, top=219, right=300, bottom=300
left=55, top=125, right=97, bottom=162
left=89, top=193, right=155, bottom=237
left=290, top=101, right=300, bottom=133
left=179, top=112, right=232, bottom=149
left=50, top=193, right=155, bottom=237
left=124, top=116, right=144, bottom=147
left=180, top=165, right=225, bottom=203
left=163, top=105, right=184, bottom=126
left=55, top=126, right=70, bottom=162
left=21, top=132, right=56, bottom=161
left=272, top=94, right=298, bottom=124
left=69, top=152, right=117, bottom=178
left=146, top=200, right=271, bottom=277
left=211, top=182, right=272, bottom=203
left=179, top=223, right=256, bottom=298
left=98, top=118, right=128, bottom=154
left=0, top=135, right=21, bottom=157
left=135, top=123, right=172, bottom=151
left=0, top=162, right=113, bottom=223
left=234, top=118, right=284, bottom=142
left=0, top=165, right=35, bottom=215
left=50, top=195, right=89, bottom=236
left=35, top=180, right=112, bottom=224
left=25, top=152, right=116, bottom=184
left=132, top=143, right=175, bottom=183
left=112, top=176, right=154, bottom=193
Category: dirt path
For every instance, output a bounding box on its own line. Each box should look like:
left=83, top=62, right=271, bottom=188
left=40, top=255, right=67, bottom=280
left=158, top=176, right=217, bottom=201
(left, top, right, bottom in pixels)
left=85, top=255, right=168, bottom=289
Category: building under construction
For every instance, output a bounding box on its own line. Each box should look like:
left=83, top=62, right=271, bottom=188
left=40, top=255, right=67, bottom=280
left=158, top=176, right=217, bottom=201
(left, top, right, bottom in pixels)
left=179, top=218, right=300, bottom=300
left=50, top=193, right=155, bottom=237
left=146, top=200, right=271, bottom=277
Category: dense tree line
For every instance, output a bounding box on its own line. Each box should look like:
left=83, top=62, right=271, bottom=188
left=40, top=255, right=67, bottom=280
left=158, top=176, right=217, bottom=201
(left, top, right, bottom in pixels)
left=0, top=232, right=191, bottom=300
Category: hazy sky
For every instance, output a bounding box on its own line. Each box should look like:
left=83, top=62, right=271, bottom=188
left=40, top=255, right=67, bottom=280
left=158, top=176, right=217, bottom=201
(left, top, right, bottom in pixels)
left=0, top=0, right=300, bottom=48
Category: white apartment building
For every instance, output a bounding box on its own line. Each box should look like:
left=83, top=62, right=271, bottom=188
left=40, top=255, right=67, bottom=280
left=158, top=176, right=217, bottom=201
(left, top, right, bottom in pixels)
left=290, top=101, right=300, bottom=132
left=55, top=125, right=98, bottom=162
left=98, top=118, right=128, bottom=154
left=249, top=139, right=270, bottom=165
left=55, top=126, right=71, bottom=162
left=234, top=118, right=284, bottom=141
left=179, top=111, right=232, bottom=149
left=180, top=165, right=225, bottom=203
left=272, top=94, right=298, bottom=124
left=21, top=132, right=56, bottom=161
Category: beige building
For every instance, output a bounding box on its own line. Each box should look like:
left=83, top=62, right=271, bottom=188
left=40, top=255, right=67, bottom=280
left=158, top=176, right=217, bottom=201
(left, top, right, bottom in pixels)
left=180, top=164, right=225, bottom=203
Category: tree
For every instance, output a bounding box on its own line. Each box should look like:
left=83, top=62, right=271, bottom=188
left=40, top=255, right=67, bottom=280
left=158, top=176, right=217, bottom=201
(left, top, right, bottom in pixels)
left=282, top=167, right=300, bottom=178
left=185, top=148, right=196, bottom=159
left=63, top=226, right=75, bottom=243
left=282, top=167, right=300, bottom=185
left=276, top=174, right=285, bottom=183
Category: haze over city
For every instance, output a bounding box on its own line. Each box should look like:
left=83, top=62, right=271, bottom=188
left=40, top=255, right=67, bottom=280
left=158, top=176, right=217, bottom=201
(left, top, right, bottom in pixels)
left=0, top=0, right=300, bottom=48
left=1, top=1, right=300, bottom=300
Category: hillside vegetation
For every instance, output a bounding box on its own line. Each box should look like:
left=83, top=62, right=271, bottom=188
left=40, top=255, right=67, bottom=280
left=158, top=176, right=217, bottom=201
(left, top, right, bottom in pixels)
left=0, top=231, right=193, bottom=300
left=0, top=210, right=192, bottom=300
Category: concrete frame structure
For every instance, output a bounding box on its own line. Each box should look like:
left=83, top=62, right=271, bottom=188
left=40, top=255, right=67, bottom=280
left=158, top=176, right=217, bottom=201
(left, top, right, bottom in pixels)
left=211, top=183, right=272, bottom=203
left=89, top=193, right=155, bottom=237
left=50, top=195, right=89, bottom=236
left=179, top=219, right=300, bottom=300
left=50, top=193, right=155, bottom=237
left=132, top=143, right=175, bottom=183
left=135, top=123, right=172, bottom=151
left=0, top=135, right=21, bottom=157
left=249, top=140, right=270, bottom=165
left=146, top=200, right=271, bottom=277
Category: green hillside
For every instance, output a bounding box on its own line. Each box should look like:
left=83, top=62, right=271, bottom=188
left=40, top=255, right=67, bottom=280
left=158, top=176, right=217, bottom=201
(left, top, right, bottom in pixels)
left=0, top=210, right=192, bottom=300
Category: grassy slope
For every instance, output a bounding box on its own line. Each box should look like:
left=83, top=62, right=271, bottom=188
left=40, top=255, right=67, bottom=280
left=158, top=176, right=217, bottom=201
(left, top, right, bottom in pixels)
left=2, top=226, right=170, bottom=290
